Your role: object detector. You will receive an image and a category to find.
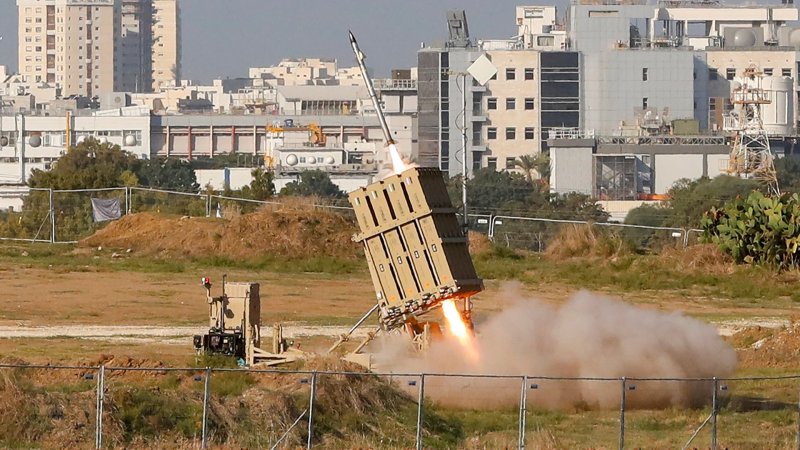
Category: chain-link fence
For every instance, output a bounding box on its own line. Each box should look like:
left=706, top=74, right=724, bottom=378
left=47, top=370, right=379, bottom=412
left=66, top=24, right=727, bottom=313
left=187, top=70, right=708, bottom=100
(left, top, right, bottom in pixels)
left=0, top=363, right=798, bottom=449
left=0, top=187, right=704, bottom=250
left=487, top=215, right=703, bottom=253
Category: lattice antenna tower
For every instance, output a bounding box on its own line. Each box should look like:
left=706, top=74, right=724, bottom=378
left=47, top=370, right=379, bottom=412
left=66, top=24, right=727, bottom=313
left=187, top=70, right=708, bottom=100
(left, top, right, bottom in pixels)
left=724, top=66, right=781, bottom=196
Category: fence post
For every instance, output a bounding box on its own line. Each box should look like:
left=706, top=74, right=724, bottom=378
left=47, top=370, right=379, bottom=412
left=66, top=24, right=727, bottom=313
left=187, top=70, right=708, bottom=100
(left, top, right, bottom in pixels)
left=416, top=374, right=426, bottom=450
left=619, top=377, right=626, bottom=450
left=125, top=186, right=130, bottom=215
left=49, top=188, right=55, bottom=243
left=796, top=383, right=800, bottom=450
left=711, top=377, right=718, bottom=450
left=201, top=367, right=211, bottom=449
left=307, top=371, right=317, bottom=449
left=683, top=229, right=690, bottom=247
left=518, top=375, right=528, bottom=450
left=206, top=194, right=212, bottom=218
left=95, top=365, right=105, bottom=449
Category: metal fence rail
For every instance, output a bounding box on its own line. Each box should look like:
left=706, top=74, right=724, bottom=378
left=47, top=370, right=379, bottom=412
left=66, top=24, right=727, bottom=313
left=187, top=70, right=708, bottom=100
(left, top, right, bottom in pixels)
left=0, top=186, right=704, bottom=251
left=1, top=363, right=798, bottom=449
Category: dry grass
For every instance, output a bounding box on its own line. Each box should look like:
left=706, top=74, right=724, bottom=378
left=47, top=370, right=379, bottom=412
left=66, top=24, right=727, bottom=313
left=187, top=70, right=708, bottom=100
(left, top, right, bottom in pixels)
left=656, top=243, right=735, bottom=275
left=544, top=224, right=634, bottom=261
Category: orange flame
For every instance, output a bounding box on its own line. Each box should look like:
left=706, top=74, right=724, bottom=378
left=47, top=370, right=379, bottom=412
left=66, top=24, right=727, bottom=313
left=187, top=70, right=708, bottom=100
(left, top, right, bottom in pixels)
left=442, top=299, right=479, bottom=362
left=388, top=143, right=407, bottom=174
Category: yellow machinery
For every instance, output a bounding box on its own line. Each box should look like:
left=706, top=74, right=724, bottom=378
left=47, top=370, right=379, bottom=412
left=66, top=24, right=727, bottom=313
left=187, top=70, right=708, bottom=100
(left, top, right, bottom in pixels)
left=264, top=121, right=326, bottom=169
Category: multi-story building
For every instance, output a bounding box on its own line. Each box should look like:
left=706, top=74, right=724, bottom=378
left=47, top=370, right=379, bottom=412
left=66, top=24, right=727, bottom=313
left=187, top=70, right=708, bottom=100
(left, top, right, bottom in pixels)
left=113, top=0, right=181, bottom=92
left=418, top=8, right=576, bottom=176
left=17, top=0, right=117, bottom=97
left=151, top=0, right=181, bottom=91
left=17, top=0, right=180, bottom=96
left=566, top=1, right=799, bottom=135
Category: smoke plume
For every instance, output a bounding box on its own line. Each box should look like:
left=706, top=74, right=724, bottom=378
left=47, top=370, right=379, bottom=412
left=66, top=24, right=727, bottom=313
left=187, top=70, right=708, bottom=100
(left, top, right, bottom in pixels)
left=374, top=284, right=737, bottom=410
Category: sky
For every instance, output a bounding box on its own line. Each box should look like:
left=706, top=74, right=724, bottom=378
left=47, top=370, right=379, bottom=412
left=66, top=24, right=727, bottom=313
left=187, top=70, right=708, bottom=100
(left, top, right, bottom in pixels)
left=0, top=0, right=557, bottom=82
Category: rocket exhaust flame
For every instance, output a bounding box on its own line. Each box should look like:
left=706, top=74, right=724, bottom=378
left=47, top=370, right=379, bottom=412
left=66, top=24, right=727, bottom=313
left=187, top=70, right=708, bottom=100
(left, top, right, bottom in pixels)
left=388, top=144, right=407, bottom=174
left=442, top=299, right=479, bottom=362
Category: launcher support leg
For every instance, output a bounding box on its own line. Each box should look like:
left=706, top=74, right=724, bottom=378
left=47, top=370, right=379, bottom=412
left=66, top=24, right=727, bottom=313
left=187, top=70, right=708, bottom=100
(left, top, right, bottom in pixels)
left=327, top=304, right=379, bottom=354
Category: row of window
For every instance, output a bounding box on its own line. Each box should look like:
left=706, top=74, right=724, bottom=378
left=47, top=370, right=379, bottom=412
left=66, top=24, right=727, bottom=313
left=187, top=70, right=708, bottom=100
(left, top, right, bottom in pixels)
left=500, top=67, right=536, bottom=81
left=484, top=157, right=525, bottom=171
left=486, top=127, right=536, bottom=140
left=708, top=67, right=792, bottom=80
left=487, top=97, right=536, bottom=111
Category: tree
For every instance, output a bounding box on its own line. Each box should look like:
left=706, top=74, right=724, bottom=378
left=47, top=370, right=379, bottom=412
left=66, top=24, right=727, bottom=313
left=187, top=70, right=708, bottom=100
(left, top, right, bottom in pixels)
left=663, top=175, right=760, bottom=228
left=532, top=153, right=551, bottom=181
left=514, top=154, right=551, bottom=184
left=136, top=157, right=199, bottom=192
left=774, top=157, right=800, bottom=193
left=241, top=168, right=275, bottom=201
left=514, top=155, right=537, bottom=183
left=279, top=170, right=345, bottom=198
left=28, top=138, right=140, bottom=189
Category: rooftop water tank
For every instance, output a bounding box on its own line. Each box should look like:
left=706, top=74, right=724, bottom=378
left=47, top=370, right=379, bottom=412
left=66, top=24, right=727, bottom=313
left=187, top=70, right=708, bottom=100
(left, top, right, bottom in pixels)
left=761, top=76, right=794, bottom=136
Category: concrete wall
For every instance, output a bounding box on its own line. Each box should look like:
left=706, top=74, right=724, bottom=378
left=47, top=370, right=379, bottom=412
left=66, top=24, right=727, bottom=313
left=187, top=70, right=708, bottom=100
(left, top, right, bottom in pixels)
left=583, top=50, right=695, bottom=134
left=550, top=146, right=593, bottom=195
left=654, top=154, right=703, bottom=193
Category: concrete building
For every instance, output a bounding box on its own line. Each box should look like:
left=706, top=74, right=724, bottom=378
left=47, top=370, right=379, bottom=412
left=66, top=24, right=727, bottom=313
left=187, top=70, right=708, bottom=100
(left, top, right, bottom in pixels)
left=17, top=0, right=180, bottom=96
left=151, top=0, right=181, bottom=91
left=566, top=1, right=800, bottom=135
left=17, top=0, right=117, bottom=97
left=418, top=8, right=577, bottom=176
left=549, top=130, right=730, bottom=199
left=116, top=0, right=181, bottom=93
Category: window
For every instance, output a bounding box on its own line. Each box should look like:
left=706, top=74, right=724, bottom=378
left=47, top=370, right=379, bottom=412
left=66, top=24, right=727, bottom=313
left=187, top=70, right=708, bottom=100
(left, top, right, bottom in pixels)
left=783, top=68, right=792, bottom=77
left=487, top=157, right=497, bottom=170
left=506, top=97, right=516, bottom=110
left=726, top=68, right=736, bottom=80
left=487, top=97, right=497, bottom=110
left=764, top=68, right=773, bottom=76
left=524, top=98, right=535, bottom=110
left=642, top=97, right=648, bottom=109
left=642, top=68, right=648, bottom=81
left=708, top=68, right=718, bottom=80
left=524, top=68, right=534, bottom=80
left=506, top=157, right=516, bottom=169
left=487, top=127, right=497, bottom=140
left=506, top=127, right=516, bottom=140
left=506, top=68, right=516, bottom=80
left=524, top=127, right=535, bottom=140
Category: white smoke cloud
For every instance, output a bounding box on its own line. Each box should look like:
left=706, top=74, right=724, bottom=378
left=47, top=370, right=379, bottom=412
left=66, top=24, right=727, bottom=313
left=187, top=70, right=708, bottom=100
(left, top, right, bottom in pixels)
left=373, top=284, right=737, bottom=410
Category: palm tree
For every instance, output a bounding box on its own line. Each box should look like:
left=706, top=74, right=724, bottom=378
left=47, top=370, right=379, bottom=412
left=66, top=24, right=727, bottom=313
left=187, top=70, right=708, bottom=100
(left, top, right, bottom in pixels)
left=514, top=155, right=537, bottom=183
left=532, top=153, right=551, bottom=181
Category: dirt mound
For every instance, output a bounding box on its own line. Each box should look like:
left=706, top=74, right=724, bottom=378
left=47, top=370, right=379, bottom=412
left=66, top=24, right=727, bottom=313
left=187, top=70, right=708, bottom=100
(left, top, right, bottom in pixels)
left=734, top=321, right=800, bottom=369
left=81, top=203, right=361, bottom=261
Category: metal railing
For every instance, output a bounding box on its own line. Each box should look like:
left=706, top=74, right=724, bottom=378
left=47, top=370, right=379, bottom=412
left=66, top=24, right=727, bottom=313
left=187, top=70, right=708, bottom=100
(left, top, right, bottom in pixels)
left=0, top=362, right=798, bottom=449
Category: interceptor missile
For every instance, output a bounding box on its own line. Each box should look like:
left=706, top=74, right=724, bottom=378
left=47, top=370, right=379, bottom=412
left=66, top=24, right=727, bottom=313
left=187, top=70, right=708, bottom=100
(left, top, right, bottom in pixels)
left=349, top=30, right=394, bottom=145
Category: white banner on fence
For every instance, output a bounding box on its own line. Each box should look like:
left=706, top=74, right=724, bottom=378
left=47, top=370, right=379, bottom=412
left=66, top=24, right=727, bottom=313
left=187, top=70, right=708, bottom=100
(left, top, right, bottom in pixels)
left=90, top=198, right=122, bottom=222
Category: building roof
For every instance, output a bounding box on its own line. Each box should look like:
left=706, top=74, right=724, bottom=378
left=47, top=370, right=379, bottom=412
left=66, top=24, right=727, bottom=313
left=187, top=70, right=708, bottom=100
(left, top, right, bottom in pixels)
left=277, top=85, right=367, bottom=101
